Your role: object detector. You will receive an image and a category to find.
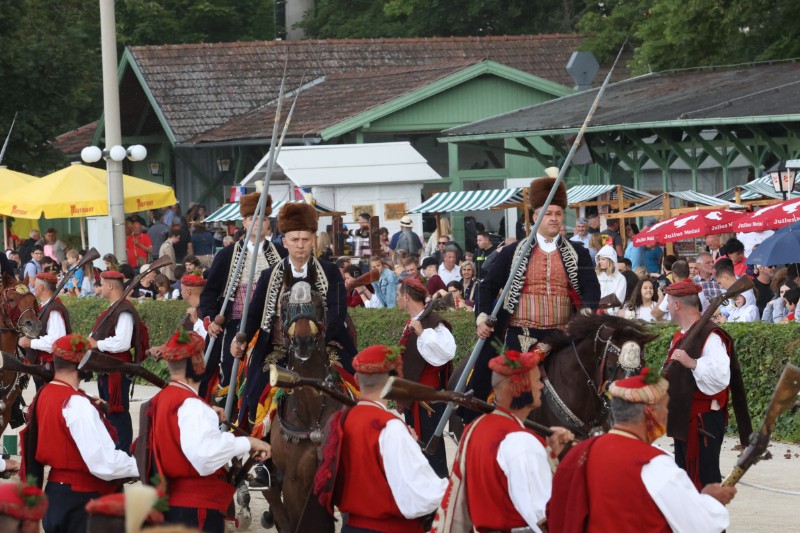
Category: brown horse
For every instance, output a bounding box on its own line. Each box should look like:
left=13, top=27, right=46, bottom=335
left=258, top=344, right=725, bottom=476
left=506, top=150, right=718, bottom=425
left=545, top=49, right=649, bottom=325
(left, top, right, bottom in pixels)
left=262, top=281, right=346, bottom=533
left=0, top=273, right=41, bottom=433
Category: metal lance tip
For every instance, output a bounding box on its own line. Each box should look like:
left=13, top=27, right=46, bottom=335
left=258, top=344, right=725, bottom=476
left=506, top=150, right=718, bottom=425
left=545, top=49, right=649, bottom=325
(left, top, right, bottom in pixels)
left=379, top=376, right=397, bottom=400
left=270, top=364, right=299, bottom=387
left=78, top=350, right=93, bottom=370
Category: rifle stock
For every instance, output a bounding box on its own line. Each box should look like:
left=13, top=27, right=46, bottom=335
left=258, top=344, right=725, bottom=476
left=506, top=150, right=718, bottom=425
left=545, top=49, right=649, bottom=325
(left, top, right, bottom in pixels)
left=722, top=364, right=800, bottom=487
left=78, top=350, right=168, bottom=389
left=269, top=364, right=356, bottom=406
left=0, top=351, right=53, bottom=381
left=41, top=248, right=100, bottom=312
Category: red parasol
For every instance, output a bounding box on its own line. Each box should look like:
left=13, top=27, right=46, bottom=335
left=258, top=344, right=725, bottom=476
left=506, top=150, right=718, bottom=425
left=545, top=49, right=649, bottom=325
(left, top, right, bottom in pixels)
left=733, top=197, right=800, bottom=232
left=633, top=209, right=746, bottom=247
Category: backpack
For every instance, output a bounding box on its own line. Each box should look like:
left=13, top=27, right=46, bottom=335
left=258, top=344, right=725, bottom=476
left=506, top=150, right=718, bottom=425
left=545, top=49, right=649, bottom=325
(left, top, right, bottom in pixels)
left=396, top=231, right=422, bottom=255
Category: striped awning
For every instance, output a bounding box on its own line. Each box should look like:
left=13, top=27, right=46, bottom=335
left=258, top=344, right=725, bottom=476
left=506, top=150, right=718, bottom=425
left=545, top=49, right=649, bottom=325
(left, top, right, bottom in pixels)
left=567, top=185, right=653, bottom=206
left=621, top=191, right=745, bottom=214
left=410, top=188, right=523, bottom=214
left=205, top=200, right=334, bottom=222
left=717, top=176, right=800, bottom=202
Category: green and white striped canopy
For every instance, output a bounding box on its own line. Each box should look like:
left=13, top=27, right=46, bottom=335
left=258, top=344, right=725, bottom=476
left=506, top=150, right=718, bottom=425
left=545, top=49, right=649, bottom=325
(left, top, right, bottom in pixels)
left=566, top=185, right=653, bottom=205
left=205, top=200, right=334, bottom=222
left=410, top=188, right=523, bottom=214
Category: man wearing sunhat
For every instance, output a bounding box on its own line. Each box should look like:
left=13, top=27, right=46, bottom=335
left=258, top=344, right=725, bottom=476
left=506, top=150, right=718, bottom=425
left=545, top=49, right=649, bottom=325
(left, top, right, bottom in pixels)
left=389, top=215, right=423, bottom=256
left=146, top=330, right=271, bottom=532
left=432, top=348, right=573, bottom=533
left=548, top=367, right=735, bottom=532
left=199, top=192, right=286, bottom=402
left=18, top=272, right=71, bottom=389
left=87, top=270, right=149, bottom=452
left=0, top=480, right=47, bottom=533
left=21, top=333, right=139, bottom=533
left=662, top=279, right=744, bottom=490
left=471, top=171, right=600, bottom=417
left=315, top=344, right=447, bottom=533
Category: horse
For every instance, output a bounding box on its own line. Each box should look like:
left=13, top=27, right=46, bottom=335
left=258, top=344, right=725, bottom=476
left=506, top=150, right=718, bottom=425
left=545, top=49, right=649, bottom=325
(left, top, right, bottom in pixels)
left=0, top=272, right=41, bottom=433
left=261, top=281, right=348, bottom=533
left=448, top=314, right=659, bottom=440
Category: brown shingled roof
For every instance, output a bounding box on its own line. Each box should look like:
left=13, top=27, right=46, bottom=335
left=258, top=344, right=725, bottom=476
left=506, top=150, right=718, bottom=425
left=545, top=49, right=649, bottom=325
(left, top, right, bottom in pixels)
left=52, top=121, right=98, bottom=156
left=127, top=34, right=589, bottom=143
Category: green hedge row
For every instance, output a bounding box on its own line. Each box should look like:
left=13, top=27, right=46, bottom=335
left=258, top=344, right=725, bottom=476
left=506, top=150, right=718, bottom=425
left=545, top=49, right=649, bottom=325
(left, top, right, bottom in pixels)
left=61, top=300, right=800, bottom=441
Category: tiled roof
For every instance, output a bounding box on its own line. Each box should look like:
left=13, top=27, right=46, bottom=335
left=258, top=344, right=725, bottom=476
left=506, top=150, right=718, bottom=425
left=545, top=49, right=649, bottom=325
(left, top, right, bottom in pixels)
left=52, top=121, right=98, bottom=155
left=127, top=34, right=590, bottom=143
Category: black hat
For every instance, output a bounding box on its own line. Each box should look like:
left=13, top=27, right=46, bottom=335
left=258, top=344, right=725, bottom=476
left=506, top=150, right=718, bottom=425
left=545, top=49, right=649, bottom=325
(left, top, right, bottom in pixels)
left=421, top=257, right=438, bottom=270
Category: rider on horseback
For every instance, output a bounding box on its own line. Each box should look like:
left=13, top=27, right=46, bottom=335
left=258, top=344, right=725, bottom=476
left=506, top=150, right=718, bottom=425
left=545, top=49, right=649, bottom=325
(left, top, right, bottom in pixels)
left=471, top=174, right=600, bottom=416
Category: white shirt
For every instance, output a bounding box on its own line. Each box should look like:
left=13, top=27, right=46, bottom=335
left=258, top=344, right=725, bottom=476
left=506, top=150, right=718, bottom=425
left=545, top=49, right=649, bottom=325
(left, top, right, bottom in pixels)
left=30, top=308, right=67, bottom=353
left=372, top=403, right=447, bottom=518
left=537, top=234, right=558, bottom=253
left=570, top=234, right=590, bottom=248
left=412, top=310, right=456, bottom=367
left=642, top=449, right=729, bottom=532
left=497, top=427, right=551, bottom=532
left=597, top=271, right=626, bottom=314
left=438, top=263, right=462, bottom=285
left=682, top=331, right=731, bottom=398
left=62, top=387, right=139, bottom=480
left=193, top=318, right=208, bottom=339
left=174, top=382, right=251, bottom=475
left=737, top=230, right=774, bottom=257
left=96, top=311, right=133, bottom=353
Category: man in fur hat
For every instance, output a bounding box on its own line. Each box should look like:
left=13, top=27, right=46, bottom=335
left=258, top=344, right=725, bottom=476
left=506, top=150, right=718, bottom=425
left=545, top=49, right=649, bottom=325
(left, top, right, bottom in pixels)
left=469, top=171, right=600, bottom=417
left=21, top=334, right=139, bottom=533
left=232, top=202, right=356, bottom=429
left=432, top=348, right=573, bottom=533
left=199, top=192, right=286, bottom=401
left=548, top=367, right=735, bottom=532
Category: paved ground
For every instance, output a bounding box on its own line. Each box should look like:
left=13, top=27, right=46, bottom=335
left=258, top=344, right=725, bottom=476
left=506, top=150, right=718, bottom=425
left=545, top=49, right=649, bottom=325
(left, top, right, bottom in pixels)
left=4, top=381, right=798, bottom=531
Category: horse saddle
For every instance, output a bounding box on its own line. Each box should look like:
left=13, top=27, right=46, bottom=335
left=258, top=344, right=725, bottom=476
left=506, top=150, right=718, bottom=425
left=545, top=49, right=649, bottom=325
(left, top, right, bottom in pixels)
left=597, top=294, right=622, bottom=309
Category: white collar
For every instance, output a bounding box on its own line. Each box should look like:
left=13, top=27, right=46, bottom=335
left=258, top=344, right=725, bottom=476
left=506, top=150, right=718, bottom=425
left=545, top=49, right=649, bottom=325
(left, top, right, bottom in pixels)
left=290, top=261, right=308, bottom=278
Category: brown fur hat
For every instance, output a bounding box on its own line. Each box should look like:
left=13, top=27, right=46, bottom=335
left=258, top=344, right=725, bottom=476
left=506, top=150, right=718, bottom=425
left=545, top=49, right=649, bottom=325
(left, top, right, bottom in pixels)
left=239, top=192, right=272, bottom=218
left=278, top=202, right=318, bottom=234
left=529, top=177, right=567, bottom=211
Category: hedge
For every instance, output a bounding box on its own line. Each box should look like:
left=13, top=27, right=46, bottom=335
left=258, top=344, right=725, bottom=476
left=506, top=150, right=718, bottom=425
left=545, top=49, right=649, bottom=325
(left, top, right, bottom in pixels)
left=61, top=299, right=800, bottom=441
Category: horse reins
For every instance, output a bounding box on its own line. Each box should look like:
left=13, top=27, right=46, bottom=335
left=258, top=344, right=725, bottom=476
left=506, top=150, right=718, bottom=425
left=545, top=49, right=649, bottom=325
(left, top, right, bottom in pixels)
left=0, top=286, right=38, bottom=335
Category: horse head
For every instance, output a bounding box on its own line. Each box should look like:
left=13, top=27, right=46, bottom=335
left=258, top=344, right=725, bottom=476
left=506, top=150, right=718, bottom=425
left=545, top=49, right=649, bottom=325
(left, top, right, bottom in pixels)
left=280, top=282, right=326, bottom=365
left=0, top=275, right=40, bottom=340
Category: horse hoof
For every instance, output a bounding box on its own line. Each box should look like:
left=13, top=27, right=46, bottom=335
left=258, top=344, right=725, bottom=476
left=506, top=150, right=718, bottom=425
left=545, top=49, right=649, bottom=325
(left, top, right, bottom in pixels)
left=261, top=510, right=274, bottom=529
left=236, top=484, right=251, bottom=506
left=236, top=507, right=252, bottom=530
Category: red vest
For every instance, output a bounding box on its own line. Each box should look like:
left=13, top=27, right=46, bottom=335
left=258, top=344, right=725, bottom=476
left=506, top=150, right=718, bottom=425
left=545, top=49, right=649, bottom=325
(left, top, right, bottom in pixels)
left=464, top=409, right=545, bottom=532
left=335, top=402, right=423, bottom=533
left=35, top=381, right=117, bottom=495
left=149, top=383, right=234, bottom=513
left=585, top=434, right=670, bottom=532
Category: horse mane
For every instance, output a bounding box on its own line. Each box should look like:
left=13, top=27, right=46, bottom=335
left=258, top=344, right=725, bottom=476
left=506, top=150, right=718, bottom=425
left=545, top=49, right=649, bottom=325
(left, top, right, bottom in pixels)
left=1, top=273, right=17, bottom=288
left=565, top=313, right=657, bottom=346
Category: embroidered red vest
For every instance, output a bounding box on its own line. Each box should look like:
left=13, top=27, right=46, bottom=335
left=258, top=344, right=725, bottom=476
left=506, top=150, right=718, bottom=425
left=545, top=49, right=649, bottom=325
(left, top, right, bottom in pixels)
left=464, top=409, right=545, bottom=532
left=35, top=381, right=118, bottom=495
left=334, top=402, right=423, bottom=533
left=585, top=434, right=670, bottom=532
left=149, top=384, right=234, bottom=513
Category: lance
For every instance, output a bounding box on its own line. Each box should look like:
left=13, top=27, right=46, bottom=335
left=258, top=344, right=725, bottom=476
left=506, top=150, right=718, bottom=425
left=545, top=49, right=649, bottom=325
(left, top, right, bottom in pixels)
left=223, top=65, right=306, bottom=421
left=0, top=112, right=17, bottom=166
left=425, top=41, right=628, bottom=455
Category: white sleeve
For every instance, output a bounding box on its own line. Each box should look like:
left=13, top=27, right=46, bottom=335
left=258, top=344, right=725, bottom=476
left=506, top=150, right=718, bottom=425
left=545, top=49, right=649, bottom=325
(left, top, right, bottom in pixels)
left=613, top=275, right=627, bottom=306
left=379, top=418, right=447, bottom=518
left=642, top=454, right=729, bottom=533
left=0, top=458, right=6, bottom=472
left=96, top=311, right=134, bottom=353
left=30, top=310, right=67, bottom=352
left=692, top=333, right=731, bottom=396
left=416, top=323, right=456, bottom=366
left=193, top=319, right=208, bottom=340
left=363, top=293, right=384, bottom=309
left=177, top=398, right=251, bottom=476
left=497, top=431, right=550, bottom=533
left=63, top=395, right=139, bottom=480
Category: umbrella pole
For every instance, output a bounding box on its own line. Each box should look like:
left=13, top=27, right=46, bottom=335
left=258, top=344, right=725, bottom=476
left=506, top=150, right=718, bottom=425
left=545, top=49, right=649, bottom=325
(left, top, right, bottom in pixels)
left=2, top=217, right=7, bottom=251
left=80, top=217, right=86, bottom=250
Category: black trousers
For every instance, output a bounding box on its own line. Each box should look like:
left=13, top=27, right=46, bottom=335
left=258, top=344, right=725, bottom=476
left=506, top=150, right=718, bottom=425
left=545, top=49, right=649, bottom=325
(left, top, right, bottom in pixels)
left=97, top=372, right=132, bottom=452
left=43, top=482, right=100, bottom=533
left=674, top=409, right=726, bottom=487
left=165, top=506, right=226, bottom=533
left=404, top=401, right=449, bottom=478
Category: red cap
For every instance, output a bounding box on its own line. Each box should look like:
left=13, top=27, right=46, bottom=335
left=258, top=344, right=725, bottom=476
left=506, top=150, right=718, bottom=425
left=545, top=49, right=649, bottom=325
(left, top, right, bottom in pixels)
left=353, top=345, right=403, bottom=376
left=0, top=481, right=47, bottom=521
left=52, top=334, right=90, bottom=364
left=85, top=493, right=164, bottom=524
left=608, top=367, right=668, bottom=404
left=100, top=270, right=124, bottom=280
left=161, top=330, right=206, bottom=374
left=399, top=277, right=425, bottom=294
left=35, top=272, right=58, bottom=285
left=181, top=274, right=206, bottom=287
left=664, top=279, right=702, bottom=297
left=488, top=349, right=546, bottom=397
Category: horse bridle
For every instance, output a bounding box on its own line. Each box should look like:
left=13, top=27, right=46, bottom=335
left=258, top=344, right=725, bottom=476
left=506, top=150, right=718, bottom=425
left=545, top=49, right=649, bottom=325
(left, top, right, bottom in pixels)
left=0, top=285, right=38, bottom=335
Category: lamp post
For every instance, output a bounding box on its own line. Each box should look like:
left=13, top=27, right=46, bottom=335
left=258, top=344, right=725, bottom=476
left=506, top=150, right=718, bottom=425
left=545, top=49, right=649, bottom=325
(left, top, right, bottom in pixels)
left=768, top=160, right=798, bottom=201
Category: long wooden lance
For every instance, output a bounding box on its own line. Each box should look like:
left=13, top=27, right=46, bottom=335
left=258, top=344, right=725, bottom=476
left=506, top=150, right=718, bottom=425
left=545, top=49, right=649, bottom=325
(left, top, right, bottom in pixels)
left=223, top=68, right=306, bottom=421
left=425, top=41, right=628, bottom=454
left=0, top=112, right=17, bottom=166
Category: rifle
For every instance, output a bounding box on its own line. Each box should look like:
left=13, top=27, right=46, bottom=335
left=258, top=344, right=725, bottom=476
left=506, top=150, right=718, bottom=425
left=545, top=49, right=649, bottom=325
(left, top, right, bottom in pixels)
left=0, top=351, right=53, bottom=382
left=41, top=248, right=100, bottom=311
left=78, top=350, right=168, bottom=389
left=425, top=40, right=629, bottom=455
left=722, top=364, right=800, bottom=486
left=89, top=254, right=174, bottom=338
left=381, top=376, right=558, bottom=439
left=269, top=364, right=356, bottom=407
left=344, top=267, right=380, bottom=293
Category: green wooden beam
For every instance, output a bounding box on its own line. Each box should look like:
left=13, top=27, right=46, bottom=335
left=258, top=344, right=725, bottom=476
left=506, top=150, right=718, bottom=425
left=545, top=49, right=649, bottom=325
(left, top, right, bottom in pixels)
left=624, top=134, right=669, bottom=170
left=715, top=127, right=760, bottom=167
left=747, top=124, right=788, bottom=160
left=653, top=129, right=694, bottom=167
left=597, top=134, right=637, bottom=169
left=515, top=138, right=555, bottom=165
left=685, top=129, right=726, bottom=166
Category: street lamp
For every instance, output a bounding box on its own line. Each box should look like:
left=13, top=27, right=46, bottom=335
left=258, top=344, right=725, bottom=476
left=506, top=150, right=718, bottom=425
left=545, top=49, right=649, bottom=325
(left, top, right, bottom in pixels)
left=767, top=160, right=798, bottom=201
left=80, top=144, right=148, bottom=164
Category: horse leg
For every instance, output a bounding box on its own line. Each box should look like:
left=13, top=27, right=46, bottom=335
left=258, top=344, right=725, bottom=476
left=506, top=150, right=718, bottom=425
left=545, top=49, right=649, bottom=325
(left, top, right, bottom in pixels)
left=262, top=425, right=291, bottom=532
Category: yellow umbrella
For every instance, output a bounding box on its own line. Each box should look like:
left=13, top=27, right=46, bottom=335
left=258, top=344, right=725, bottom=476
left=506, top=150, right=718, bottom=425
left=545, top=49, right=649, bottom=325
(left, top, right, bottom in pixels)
left=0, top=166, right=38, bottom=250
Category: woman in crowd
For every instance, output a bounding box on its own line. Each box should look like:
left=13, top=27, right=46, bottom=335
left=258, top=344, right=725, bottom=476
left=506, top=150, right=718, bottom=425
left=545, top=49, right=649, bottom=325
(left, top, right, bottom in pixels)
left=132, top=265, right=157, bottom=300
left=618, top=278, right=659, bottom=322
left=316, top=229, right=333, bottom=259
left=762, top=269, right=796, bottom=323
left=588, top=232, right=604, bottom=264
left=154, top=274, right=174, bottom=301
left=370, top=257, right=399, bottom=308
left=595, top=245, right=627, bottom=314
left=103, top=253, right=119, bottom=272
left=423, top=217, right=453, bottom=258
left=378, top=227, right=392, bottom=259
left=460, top=260, right=478, bottom=305
left=623, top=222, right=644, bottom=270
